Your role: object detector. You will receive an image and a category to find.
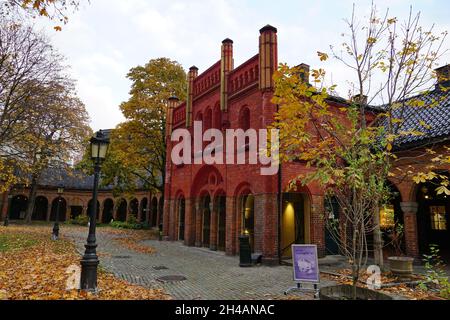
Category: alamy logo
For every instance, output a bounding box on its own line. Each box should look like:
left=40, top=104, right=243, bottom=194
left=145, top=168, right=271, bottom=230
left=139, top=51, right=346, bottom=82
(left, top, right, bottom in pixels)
left=171, top=121, right=280, bottom=176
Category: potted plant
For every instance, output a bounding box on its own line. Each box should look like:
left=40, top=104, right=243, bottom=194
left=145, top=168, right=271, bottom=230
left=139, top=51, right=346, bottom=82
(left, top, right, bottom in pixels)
left=387, top=223, right=414, bottom=281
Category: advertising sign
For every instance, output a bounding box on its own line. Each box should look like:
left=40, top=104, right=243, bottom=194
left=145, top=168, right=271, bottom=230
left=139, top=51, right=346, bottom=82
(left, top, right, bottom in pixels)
left=291, top=244, right=320, bottom=283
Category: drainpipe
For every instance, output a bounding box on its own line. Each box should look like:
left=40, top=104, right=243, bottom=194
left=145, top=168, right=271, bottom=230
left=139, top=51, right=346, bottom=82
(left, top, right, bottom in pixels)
left=277, top=104, right=282, bottom=264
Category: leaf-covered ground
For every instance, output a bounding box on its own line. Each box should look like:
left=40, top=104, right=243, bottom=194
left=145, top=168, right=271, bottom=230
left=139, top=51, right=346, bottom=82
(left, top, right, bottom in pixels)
left=0, top=225, right=170, bottom=300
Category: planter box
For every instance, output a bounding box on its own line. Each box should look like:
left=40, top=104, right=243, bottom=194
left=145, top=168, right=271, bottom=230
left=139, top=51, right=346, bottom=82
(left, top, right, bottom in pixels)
left=319, top=284, right=394, bottom=300
left=388, top=256, right=414, bottom=281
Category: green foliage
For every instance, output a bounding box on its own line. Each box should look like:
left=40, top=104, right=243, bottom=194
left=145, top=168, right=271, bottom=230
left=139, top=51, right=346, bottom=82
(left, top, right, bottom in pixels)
left=66, top=214, right=89, bottom=226
left=109, top=215, right=150, bottom=230
left=418, top=244, right=450, bottom=299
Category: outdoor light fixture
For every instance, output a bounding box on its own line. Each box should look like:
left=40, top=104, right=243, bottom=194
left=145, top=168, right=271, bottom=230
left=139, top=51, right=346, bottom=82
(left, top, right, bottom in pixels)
left=80, top=130, right=110, bottom=292
left=52, top=184, right=64, bottom=240
left=90, top=130, right=110, bottom=162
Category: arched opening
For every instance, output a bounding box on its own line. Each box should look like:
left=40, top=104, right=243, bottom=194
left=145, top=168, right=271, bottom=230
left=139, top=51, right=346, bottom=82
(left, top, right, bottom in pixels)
left=140, top=198, right=148, bottom=222
left=416, top=173, right=450, bottom=260
left=9, top=195, right=28, bottom=220
left=116, top=199, right=127, bottom=222
left=69, top=198, right=83, bottom=220
left=201, top=194, right=211, bottom=247
left=216, top=194, right=226, bottom=251
left=178, top=196, right=186, bottom=241
left=102, top=199, right=114, bottom=223
left=205, top=108, right=212, bottom=130
left=241, top=194, right=255, bottom=252
left=50, top=197, right=67, bottom=222
left=281, top=192, right=309, bottom=258
left=32, top=196, right=48, bottom=221
left=151, top=197, right=158, bottom=227
left=87, top=199, right=100, bottom=221
left=129, top=198, right=139, bottom=219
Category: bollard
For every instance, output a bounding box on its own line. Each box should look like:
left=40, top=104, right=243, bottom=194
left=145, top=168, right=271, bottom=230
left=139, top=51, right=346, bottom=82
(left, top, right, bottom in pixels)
left=158, top=223, right=163, bottom=241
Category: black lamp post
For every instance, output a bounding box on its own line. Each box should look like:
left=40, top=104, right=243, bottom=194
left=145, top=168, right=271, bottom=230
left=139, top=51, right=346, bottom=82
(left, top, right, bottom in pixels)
left=52, top=185, right=64, bottom=240
left=3, top=194, right=13, bottom=227
left=80, top=130, right=110, bottom=292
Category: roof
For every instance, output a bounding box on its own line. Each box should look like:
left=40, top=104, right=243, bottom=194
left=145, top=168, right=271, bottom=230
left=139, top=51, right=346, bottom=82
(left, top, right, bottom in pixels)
left=38, top=167, right=114, bottom=191
left=382, top=89, right=450, bottom=149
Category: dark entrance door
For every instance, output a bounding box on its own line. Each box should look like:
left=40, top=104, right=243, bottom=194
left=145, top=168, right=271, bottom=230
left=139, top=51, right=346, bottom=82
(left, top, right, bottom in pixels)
left=325, top=197, right=340, bottom=255
left=202, top=196, right=211, bottom=247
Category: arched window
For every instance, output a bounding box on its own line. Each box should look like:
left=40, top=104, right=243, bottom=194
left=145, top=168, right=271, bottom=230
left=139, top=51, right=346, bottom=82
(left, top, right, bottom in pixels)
left=239, top=106, right=250, bottom=131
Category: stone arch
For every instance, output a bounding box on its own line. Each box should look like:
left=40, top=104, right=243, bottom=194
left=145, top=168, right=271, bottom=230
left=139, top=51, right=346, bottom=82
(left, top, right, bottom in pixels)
left=50, top=197, right=67, bottom=222
left=69, top=197, right=84, bottom=219
left=140, top=197, right=148, bottom=222
left=87, top=199, right=100, bottom=220
left=32, top=196, right=48, bottom=221
left=102, top=198, right=114, bottom=223
left=9, top=195, right=28, bottom=220
left=191, top=165, right=224, bottom=198
left=116, top=198, right=127, bottom=222
left=129, top=198, right=139, bottom=218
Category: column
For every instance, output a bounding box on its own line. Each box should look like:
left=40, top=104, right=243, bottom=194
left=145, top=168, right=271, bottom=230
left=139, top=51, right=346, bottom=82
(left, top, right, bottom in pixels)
left=311, top=195, right=326, bottom=258
left=225, top=196, right=236, bottom=255
left=400, top=202, right=420, bottom=258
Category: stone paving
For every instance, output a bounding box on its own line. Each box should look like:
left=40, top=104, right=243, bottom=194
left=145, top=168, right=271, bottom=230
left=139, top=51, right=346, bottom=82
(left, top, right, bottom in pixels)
left=64, top=228, right=335, bottom=300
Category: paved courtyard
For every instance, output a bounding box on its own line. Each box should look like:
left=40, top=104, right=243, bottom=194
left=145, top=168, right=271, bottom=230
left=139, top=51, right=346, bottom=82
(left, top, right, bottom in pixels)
left=65, top=228, right=334, bottom=300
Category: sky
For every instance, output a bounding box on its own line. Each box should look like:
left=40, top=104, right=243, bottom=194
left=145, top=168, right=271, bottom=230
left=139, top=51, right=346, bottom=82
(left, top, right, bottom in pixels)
left=35, top=0, right=450, bottom=131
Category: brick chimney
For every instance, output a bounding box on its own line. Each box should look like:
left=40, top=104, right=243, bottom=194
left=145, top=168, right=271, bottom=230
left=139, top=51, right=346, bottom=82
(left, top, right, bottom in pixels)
left=435, top=64, right=450, bottom=91
left=166, top=96, right=179, bottom=137
left=186, top=66, right=198, bottom=127
left=259, top=25, right=278, bottom=91
left=297, top=63, right=310, bottom=84
left=220, top=38, right=234, bottom=112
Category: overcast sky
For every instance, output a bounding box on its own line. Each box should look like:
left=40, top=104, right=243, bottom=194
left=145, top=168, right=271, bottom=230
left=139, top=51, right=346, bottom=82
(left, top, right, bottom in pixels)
left=35, top=0, right=450, bottom=131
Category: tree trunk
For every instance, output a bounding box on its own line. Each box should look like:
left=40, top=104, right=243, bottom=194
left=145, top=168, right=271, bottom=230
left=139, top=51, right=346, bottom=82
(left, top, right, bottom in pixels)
left=373, top=205, right=384, bottom=269
left=24, top=176, right=38, bottom=223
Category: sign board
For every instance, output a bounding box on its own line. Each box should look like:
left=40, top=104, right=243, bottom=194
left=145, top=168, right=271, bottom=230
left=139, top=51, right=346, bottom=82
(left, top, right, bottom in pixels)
left=291, top=244, right=320, bottom=283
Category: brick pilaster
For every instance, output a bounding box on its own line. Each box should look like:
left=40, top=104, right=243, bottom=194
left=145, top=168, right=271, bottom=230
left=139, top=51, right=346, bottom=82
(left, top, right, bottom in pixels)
left=400, top=202, right=420, bottom=259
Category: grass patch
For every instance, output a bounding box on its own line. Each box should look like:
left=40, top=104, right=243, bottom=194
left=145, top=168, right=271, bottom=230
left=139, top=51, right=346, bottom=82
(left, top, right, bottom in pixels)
left=0, top=233, right=39, bottom=252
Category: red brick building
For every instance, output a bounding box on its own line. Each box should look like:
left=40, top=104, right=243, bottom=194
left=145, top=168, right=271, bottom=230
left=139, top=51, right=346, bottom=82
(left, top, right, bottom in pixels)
left=163, top=25, right=450, bottom=264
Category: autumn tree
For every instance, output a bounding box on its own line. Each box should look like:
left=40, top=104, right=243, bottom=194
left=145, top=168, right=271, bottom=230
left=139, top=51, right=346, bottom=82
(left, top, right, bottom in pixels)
left=13, top=80, right=91, bottom=223
left=273, top=4, right=448, bottom=298
left=0, top=15, right=67, bottom=192
left=79, top=58, right=186, bottom=203
left=0, top=0, right=82, bottom=29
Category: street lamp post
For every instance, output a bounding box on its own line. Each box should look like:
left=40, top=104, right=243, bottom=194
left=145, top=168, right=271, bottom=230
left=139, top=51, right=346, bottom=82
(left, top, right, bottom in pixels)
left=3, top=194, right=13, bottom=227
left=52, top=185, right=64, bottom=240
left=80, top=130, right=110, bottom=292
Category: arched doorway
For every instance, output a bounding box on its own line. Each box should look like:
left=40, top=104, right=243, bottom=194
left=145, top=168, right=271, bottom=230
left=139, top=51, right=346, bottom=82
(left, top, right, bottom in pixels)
left=178, top=196, right=185, bottom=241
left=158, top=199, right=164, bottom=225
left=151, top=197, right=158, bottom=227
left=380, top=183, right=403, bottom=258
left=201, top=194, right=211, bottom=247
left=32, top=196, right=48, bottom=221
left=129, top=198, right=139, bottom=218
left=102, top=199, right=114, bottom=223
left=116, top=199, right=127, bottom=222
left=281, top=192, right=308, bottom=258
left=140, top=198, right=148, bottom=222
left=69, top=198, right=83, bottom=219
left=9, top=195, right=28, bottom=220
left=241, top=194, right=255, bottom=252
left=50, top=197, right=67, bottom=222
left=87, top=199, right=100, bottom=221
left=216, top=194, right=226, bottom=251
left=416, top=175, right=450, bottom=259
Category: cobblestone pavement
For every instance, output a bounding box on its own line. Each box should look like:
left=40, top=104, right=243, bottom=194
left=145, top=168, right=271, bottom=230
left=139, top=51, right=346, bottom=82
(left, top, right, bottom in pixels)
left=64, top=228, right=335, bottom=300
